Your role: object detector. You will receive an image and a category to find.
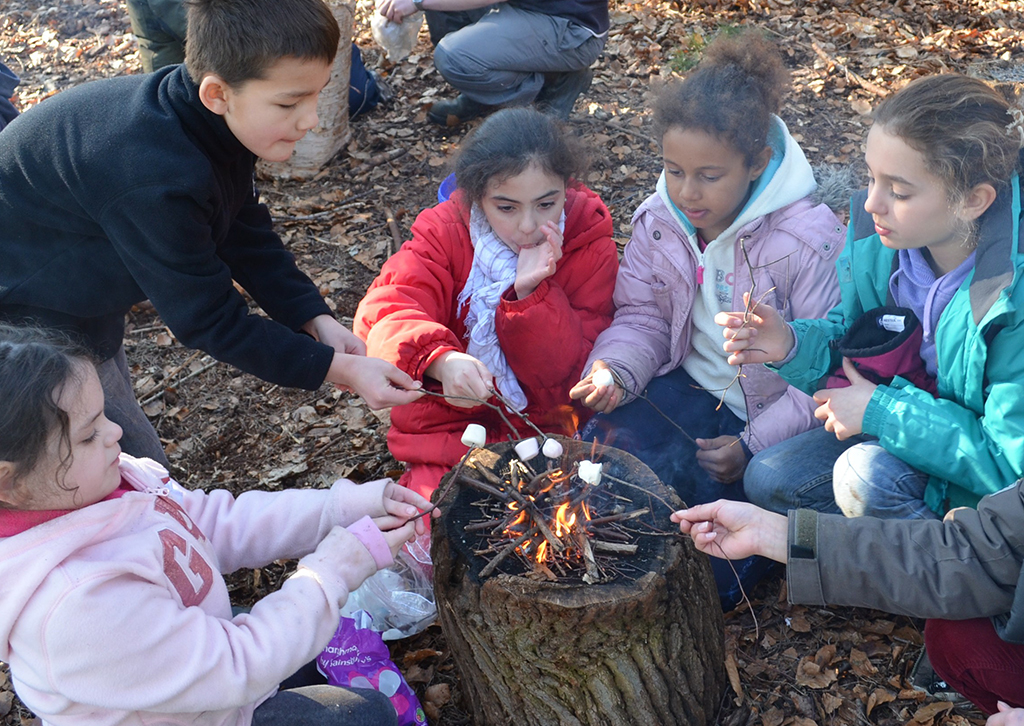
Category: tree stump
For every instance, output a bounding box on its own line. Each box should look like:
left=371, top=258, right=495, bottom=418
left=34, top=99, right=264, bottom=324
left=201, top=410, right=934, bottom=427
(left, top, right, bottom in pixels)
left=431, top=438, right=726, bottom=726
left=257, top=0, right=353, bottom=180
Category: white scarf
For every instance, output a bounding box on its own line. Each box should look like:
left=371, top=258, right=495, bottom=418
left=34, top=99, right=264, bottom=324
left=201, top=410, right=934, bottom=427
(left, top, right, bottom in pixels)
left=457, top=205, right=565, bottom=412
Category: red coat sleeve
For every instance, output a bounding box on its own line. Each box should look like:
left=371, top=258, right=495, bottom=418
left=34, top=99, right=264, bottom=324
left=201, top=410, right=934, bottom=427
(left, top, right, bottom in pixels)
left=354, top=201, right=474, bottom=380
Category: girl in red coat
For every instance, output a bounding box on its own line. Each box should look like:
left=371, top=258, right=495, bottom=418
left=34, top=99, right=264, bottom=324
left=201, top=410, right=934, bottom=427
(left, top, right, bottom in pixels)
left=355, top=107, right=618, bottom=505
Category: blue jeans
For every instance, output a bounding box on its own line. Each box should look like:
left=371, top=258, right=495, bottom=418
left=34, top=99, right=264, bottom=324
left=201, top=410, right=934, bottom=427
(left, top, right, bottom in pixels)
left=581, top=368, right=776, bottom=610
left=744, top=426, right=939, bottom=520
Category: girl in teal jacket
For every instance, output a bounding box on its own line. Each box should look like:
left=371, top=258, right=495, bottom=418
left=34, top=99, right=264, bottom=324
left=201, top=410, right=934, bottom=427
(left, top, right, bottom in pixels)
left=718, top=74, right=1024, bottom=520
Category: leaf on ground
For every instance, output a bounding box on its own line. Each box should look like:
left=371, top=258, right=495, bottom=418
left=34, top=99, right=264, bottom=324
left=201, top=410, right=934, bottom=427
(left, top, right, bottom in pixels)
left=849, top=647, right=878, bottom=676
left=795, top=655, right=837, bottom=689
left=867, top=687, right=897, bottom=717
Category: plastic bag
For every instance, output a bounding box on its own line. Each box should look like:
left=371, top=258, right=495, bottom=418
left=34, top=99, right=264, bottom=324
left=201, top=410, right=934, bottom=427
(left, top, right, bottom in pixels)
left=340, top=538, right=435, bottom=640
left=370, top=9, right=423, bottom=63
left=317, top=611, right=427, bottom=726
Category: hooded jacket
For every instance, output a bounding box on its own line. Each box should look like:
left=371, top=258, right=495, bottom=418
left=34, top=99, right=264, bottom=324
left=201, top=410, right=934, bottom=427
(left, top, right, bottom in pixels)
left=777, top=170, right=1024, bottom=513
left=0, top=456, right=391, bottom=726
left=354, top=184, right=617, bottom=478
left=787, top=476, right=1024, bottom=645
left=584, top=117, right=846, bottom=455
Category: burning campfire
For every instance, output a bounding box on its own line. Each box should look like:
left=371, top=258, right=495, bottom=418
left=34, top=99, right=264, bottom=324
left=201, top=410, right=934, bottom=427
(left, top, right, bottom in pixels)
left=442, top=432, right=670, bottom=585
left=431, top=435, right=726, bottom=726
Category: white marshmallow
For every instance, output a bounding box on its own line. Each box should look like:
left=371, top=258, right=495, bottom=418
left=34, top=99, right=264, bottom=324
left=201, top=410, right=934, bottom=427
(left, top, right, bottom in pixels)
left=577, top=460, right=603, bottom=486
left=541, top=438, right=563, bottom=459
left=461, top=423, right=486, bottom=448
left=593, top=368, right=615, bottom=389
left=514, top=437, right=540, bottom=461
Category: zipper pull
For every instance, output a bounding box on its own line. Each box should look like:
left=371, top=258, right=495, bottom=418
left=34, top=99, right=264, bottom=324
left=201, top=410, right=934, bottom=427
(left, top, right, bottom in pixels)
left=697, top=265, right=704, bottom=285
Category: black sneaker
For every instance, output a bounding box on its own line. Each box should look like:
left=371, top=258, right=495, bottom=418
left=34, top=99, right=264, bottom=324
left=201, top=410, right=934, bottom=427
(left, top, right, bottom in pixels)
left=427, top=94, right=491, bottom=127
left=909, top=650, right=962, bottom=702
left=535, top=68, right=594, bottom=120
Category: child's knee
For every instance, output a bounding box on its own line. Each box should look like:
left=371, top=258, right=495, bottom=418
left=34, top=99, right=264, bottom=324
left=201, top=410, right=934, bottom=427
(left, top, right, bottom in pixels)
left=832, top=445, right=875, bottom=517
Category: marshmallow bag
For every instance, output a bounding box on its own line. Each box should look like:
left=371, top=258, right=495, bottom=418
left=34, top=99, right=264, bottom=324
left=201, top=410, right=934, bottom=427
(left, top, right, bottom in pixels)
left=317, top=611, right=427, bottom=726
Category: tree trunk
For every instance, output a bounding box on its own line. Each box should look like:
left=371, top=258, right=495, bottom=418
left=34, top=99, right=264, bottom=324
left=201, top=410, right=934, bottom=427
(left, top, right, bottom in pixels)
left=431, top=440, right=726, bottom=726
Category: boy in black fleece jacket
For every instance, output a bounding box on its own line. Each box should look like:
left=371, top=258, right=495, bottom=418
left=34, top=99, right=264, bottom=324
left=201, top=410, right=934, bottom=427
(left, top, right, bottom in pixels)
left=0, top=0, right=422, bottom=463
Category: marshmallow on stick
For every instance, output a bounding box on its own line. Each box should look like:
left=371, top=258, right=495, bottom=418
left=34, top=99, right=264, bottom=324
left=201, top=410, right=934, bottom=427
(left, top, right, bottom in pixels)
left=592, top=368, right=615, bottom=389
left=461, top=423, right=486, bottom=448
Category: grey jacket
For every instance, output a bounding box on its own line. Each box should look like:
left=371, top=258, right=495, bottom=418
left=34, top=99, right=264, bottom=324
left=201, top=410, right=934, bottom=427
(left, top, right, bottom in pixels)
left=787, top=479, right=1024, bottom=643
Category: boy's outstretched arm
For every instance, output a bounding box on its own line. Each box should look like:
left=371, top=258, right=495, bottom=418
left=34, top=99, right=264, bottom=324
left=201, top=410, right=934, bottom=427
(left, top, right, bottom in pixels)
left=672, top=500, right=788, bottom=563
left=304, top=314, right=423, bottom=408
left=328, top=354, right=423, bottom=410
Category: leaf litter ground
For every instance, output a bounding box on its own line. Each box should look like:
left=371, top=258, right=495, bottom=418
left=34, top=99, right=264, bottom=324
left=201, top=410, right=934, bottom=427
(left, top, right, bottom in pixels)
left=1, top=0, right=1021, bottom=723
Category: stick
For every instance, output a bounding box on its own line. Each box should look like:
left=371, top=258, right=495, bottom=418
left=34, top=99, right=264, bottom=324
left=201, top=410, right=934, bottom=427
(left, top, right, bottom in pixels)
left=810, top=40, right=890, bottom=98
left=458, top=474, right=510, bottom=502
left=135, top=350, right=203, bottom=401
left=383, top=204, right=403, bottom=257
left=409, top=447, right=475, bottom=522
left=468, top=461, right=505, bottom=488
left=601, top=473, right=680, bottom=513
left=349, top=147, right=407, bottom=176
left=139, top=358, right=218, bottom=405
left=479, top=526, right=538, bottom=578
left=592, top=541, right=638, bottom=555
left=270, top=189, right=376, bottom=222
left=585, top=508, right=650, bottom=527
left=575, top=528, right=601, bottom=584
left=465, top=517, right=509, bottom=532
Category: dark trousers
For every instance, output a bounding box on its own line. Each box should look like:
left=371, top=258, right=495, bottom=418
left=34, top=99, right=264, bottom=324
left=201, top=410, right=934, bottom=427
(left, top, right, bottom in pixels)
left=0, top=61, right=20, bottom=130
left=581, top=367, right=776, bottom=610
left=97, top=345, right=171, bottom=467
left=253, top=661, right=397, bottom=726
left=926, top=617, right=1024, bottom=716
left=581, top=367, right=746, bottom=507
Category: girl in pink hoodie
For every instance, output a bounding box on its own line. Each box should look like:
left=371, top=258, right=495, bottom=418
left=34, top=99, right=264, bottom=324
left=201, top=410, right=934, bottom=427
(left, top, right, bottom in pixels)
left=0, top=324, right=435, bottom=726
left=569, top=31, right=846, bottom=610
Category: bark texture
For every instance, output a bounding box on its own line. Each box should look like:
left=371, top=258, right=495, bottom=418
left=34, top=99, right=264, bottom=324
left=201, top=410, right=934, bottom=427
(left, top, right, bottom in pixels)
left=432, top=441, right=726, bottom=726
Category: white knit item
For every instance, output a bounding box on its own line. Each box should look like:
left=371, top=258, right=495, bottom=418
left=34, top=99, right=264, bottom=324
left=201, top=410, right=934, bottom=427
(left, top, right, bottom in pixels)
left=458, top=205, right=528, bottom=410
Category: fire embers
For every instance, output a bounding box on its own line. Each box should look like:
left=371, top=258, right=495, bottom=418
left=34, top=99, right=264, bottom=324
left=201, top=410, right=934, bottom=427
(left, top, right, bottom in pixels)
left=453, top=438, right=657, bottom=585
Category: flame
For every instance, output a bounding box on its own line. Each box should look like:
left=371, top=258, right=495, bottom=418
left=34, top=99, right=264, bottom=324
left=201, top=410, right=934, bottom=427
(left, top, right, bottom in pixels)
left=506, top=509, right=527, bottom=530
left=536, top=540, right=548, bottom=563
left=554, top=502, right=577, bottom=537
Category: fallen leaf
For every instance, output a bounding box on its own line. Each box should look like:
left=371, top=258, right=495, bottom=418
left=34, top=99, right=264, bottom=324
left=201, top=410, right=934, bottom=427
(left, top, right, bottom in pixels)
left=424, top=683, right=450, bottom=709
left=787, top=613, right=811, bottom=632
left=402, top=649, right=443, bottom=667
left=725, top=651, right=744, bottom=700
left=821, top=692, right=843, bottom=714
left=849, top=648, right=877, bottom=677
left=760, top=706, right=784, bottom=726
left=795, top=656, right=837, bottom=689
left=912, top=701, right=954, bottom=723
left=867, top=687, right=896, bottom=717
left=850, top=97, right=873, bottom=115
